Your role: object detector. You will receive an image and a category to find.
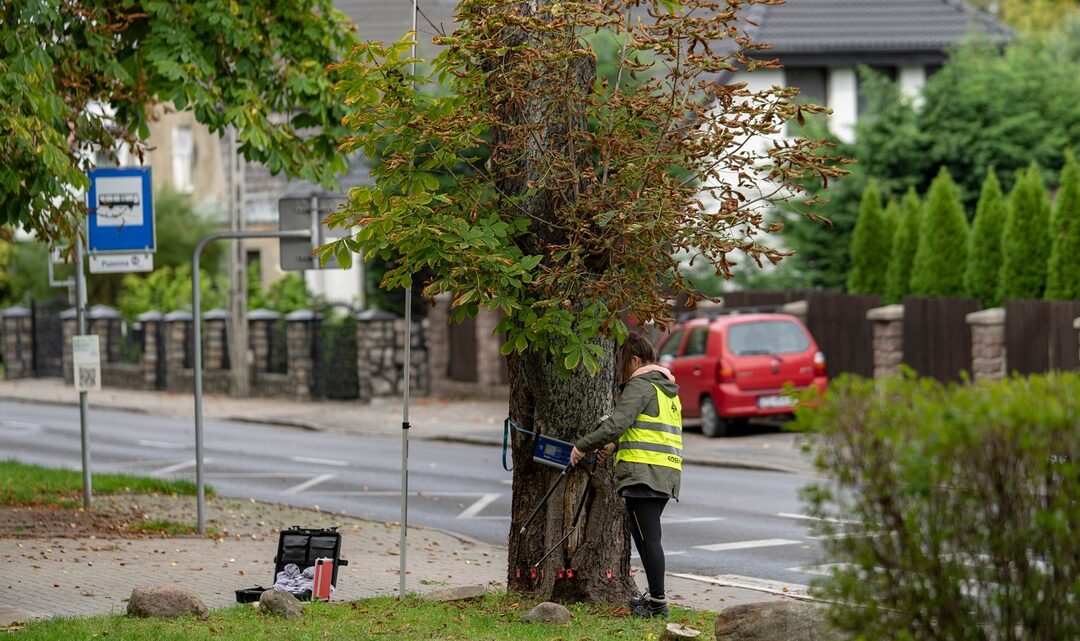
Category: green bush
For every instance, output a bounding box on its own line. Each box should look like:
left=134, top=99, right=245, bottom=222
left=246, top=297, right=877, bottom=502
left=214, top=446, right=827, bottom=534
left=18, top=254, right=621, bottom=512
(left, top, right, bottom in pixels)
left=885, top=188, right=921, bottom=303
left=909, top=168, right=969, bottom=297
left=798, top=373, right=1080, bottom=641
left=846, top=181, right=894, bottom=294
left=1046, top=151, right=1080, bottom=300
left=116, top=264, right=225, bottom=320
left=964, top=169, right=1007, bottom=307
left=1000, top=163, right=1052, bottom=301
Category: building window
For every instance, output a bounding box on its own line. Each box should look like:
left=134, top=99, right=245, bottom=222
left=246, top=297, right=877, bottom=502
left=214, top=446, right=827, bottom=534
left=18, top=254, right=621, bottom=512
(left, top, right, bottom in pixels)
left=171, top=125, right=194, bottom=193
left=786, top=67, right=828, bottom=106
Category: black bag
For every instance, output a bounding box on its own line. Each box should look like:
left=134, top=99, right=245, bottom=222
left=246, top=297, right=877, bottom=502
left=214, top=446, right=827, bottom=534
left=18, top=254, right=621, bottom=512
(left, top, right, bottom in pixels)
left=235, top=526, right=349, bottom=603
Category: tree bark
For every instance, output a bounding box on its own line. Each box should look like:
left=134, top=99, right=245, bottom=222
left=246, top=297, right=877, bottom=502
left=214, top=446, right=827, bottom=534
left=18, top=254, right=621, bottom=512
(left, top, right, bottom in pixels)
left=506, top=343, right=637, bottom=602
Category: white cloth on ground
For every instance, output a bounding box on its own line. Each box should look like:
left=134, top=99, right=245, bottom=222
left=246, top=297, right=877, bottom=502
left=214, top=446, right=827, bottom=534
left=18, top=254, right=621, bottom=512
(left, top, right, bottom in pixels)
left=272, top=562, right=334, bottom=594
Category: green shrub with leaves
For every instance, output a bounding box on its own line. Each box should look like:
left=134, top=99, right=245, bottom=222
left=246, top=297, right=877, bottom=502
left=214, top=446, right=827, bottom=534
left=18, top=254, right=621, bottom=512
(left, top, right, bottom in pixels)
left=1046, top=151, right=1080, bottom=300
left=798, top=372, right=1080, bottom=641
left=116, top=265, right=225, bottom=320
left=846, top=181, right=894, bottom=294
left=964, top=169, right=1007, bottom=307
left=909, top=168, right=969, bottom=297
left=1000, top=163, right=1052, bottom=301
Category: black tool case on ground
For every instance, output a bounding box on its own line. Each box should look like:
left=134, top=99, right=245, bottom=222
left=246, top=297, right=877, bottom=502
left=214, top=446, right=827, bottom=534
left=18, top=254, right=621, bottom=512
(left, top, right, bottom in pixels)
left=235, top=526, right=349, bottom=603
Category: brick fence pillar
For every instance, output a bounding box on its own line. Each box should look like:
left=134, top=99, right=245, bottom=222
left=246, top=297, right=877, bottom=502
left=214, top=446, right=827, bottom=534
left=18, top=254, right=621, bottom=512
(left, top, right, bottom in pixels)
left=136, top=311, right=163, bottom=389
left=248, top=308, right=281, bottom=376
left=1, top=306, right=33, bottom=379
left=475, top=309, right=503, bottom=387
left=967, top=307, right=1006, bottom=382
left=285, top=309, right=320, bottom=401
left=162, top=310, right=193, bottom=390
left=867, top=304, right=904, bottom=378
left=426, top=294, right=451, bottom=392
left=87, top=305, right=122, bottom=363
left=203, top=309, right=229, bottom=371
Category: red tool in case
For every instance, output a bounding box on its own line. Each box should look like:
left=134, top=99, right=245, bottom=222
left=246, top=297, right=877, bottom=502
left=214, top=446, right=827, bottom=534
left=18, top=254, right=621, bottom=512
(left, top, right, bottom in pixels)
left=312, top=558, right=333, bottom=601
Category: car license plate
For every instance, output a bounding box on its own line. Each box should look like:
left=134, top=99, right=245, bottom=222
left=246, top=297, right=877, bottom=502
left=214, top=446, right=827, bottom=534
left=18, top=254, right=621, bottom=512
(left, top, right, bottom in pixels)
left=757, top=395, right=797, bottom=409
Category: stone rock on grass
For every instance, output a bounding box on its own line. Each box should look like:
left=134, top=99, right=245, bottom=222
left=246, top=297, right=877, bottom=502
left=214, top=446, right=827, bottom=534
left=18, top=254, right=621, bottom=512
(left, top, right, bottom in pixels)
left=521, top=602, right=572, bottom=624
left=259, top=589, right=303, bottom=620
left=127, top=585, right=209, bottom=620
left=715, top=602, right=825, bottom=641
left=661, top=622, right=702, bottom=640
left=420, top=585, right=488, bottom=602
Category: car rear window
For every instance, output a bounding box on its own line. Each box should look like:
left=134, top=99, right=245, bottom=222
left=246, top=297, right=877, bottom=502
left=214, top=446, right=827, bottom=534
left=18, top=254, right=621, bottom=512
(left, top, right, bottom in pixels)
left=727, top=321, right=810, bottom=356
left=658, top=329, right=685, bottom=359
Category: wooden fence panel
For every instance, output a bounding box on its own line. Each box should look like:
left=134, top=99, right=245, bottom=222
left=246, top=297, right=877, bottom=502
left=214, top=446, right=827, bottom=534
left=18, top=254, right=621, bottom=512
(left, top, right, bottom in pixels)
left=805, top=292, right=881, bottom=378
left=721, top=290, right=812, bottom=309
left=903, top=297, right=980, bottom=383
left=1006, top=300, right=1080, bottom=375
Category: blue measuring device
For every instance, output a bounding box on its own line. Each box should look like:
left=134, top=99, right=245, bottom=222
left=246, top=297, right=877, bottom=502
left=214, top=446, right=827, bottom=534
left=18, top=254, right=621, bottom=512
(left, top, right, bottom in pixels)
left=532, top=434, right=575, bottom=470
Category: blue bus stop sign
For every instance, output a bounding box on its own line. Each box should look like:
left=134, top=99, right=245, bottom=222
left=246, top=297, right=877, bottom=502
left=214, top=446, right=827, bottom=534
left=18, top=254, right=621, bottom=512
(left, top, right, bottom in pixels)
left=87, top=168, right=156, bottom=254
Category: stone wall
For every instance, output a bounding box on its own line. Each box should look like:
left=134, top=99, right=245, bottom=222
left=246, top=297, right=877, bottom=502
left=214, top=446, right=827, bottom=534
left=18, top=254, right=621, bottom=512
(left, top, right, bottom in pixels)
left=967, top=308, right=1007, bottom=382
left=1, top=307, right=33, bottom=380
left=424, top=294, right=508, bottom=399
left=867, top=304, right=904, bottom=378
left=356, top=309, right=429, bottom=401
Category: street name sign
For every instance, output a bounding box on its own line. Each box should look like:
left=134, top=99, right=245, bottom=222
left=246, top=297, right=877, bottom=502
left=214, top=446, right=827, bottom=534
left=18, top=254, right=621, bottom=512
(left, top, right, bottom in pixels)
left=278, top=195, right=349, bottom=271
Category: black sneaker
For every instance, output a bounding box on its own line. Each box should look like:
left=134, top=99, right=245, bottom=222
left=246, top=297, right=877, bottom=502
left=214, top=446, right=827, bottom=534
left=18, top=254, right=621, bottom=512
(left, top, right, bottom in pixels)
left=627, top=591, right=649, bottom=608
left=630, top=596, right=669, bottom=618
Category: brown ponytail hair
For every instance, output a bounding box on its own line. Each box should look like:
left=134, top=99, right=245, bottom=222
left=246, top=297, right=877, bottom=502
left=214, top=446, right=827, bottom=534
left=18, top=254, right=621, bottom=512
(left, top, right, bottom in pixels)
left=619, top=333, right=657, bottom=383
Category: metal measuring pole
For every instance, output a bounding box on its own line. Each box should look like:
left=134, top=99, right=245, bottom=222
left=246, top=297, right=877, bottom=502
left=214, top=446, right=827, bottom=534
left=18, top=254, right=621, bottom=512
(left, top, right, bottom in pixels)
left=191, top=229, right=309, bottom=535
left=399, top=0, right=418, bottom=600
left=74, top=222, right=92, bottom=509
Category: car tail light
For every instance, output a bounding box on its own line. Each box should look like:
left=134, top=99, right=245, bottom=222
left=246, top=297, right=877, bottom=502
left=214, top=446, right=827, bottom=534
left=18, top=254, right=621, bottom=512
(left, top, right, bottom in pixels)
left=813, top=351, right=827, bottom=376
left=717, top=359, right=735, bottom=383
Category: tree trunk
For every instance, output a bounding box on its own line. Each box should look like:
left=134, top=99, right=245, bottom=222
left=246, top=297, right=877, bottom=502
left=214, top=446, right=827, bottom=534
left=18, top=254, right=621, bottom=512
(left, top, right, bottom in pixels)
left=506, top=342, right=637, bottom=602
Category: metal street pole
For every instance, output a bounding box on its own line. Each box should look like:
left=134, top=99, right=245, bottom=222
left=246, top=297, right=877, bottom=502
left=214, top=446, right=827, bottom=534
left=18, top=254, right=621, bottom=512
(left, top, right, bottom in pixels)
left=192, top=229, right=309, bottom=535
left=227, top=129, right=250, bottom=398
left=74, top=221, right=92, bottom=509
left=399, top=0, right=418, bottom=600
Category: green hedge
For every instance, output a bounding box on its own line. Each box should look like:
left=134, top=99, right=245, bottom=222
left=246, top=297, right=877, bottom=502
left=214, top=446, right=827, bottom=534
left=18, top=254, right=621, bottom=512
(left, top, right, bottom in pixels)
left=797, top=373, right=1080, bottom=640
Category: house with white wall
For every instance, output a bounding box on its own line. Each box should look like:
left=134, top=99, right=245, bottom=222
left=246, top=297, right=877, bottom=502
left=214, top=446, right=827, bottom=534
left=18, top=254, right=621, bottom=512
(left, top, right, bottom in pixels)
left=734, top=0, right=1010, bottom=143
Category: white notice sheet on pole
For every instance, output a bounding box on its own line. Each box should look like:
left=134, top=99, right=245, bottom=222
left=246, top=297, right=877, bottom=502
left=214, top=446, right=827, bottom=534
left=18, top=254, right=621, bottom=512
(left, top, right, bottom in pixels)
left=72, top=335, right=101, bottom=392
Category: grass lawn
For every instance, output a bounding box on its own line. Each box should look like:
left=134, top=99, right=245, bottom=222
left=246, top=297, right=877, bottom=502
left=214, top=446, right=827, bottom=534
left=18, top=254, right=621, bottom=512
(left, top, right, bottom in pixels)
left=11, top=593, right=713, bottom=640
left=0, top=459, right=210, bottom=507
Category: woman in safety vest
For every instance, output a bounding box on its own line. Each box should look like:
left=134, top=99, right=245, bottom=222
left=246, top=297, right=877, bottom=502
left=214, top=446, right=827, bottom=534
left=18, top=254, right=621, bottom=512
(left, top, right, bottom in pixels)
left=571, top=333, right=682, bottom=618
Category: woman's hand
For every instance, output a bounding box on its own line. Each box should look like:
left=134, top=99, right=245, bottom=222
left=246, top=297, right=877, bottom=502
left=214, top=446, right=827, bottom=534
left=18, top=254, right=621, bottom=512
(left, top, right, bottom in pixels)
left=596, top=443, right=617, bottom=462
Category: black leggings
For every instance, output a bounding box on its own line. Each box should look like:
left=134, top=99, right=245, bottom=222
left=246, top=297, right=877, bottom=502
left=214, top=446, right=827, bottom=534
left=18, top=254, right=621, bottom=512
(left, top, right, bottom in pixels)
left=625, top=496, right=669, bottom=599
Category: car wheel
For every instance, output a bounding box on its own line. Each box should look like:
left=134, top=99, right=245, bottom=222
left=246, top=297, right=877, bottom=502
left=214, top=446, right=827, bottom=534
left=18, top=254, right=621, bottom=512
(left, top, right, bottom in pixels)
left=699, top=397, right=728, bottom=438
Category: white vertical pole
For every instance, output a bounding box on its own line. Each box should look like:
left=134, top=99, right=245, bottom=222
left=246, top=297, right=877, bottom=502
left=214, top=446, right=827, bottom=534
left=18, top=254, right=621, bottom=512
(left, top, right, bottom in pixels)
left=399, top=0, right=418, bottom=600
left=74, top=221, right=91, bottom=509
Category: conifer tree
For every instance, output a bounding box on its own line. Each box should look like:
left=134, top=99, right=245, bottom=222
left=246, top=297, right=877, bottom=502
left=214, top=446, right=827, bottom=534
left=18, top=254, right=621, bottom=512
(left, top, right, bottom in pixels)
left=910, top=168, right=969, bottom=297
left=846, top=181, right=894, bottom=294
left=964, top=169, right=1007, bottom=307
left=885, top=187, right=922, bottom=303
left=999, top=163, right=1052, bottom=301
left=1046, top=152, right=1080, bottom=300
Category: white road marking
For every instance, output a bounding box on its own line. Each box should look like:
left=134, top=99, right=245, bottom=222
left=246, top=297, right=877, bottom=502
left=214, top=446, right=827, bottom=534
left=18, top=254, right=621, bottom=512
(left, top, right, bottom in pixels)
left=777, top=512, right=860, bottom=525
left=152, top=459, right=200, bottom=476
left=661, top=517, right=725, bottom=525
left=671, top=573, right=811, bottom=600
left=457, top=493, right=501, bottom=519
left=282, top=474, right=336, bottom=495
left=631, top=550, right=686, bottom=559
left=0, top=419, right=41, bottom=430
left=694, top=538, right=802, bottom=552
left=787, top=563, right=851, bottom=577
left=138, top=439, right=188, bottom=450
left=289, top=456, right=349, bottom=467
left=309, top=491, right=488, bottom=497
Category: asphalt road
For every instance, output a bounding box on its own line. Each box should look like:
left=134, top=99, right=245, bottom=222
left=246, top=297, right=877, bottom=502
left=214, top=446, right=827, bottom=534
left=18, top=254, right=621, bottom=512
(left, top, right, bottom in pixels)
left=0, top=400, right=831, bottom=595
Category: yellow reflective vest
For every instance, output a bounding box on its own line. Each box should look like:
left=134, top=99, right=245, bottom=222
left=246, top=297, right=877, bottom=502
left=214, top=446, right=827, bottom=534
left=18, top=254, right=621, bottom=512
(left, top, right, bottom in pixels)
left=615, top=384, right=683, bottom=471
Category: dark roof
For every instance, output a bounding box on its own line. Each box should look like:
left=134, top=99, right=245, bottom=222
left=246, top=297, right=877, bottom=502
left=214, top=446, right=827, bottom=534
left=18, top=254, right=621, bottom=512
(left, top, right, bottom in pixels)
left=747, top=0, right=1011, bottom=65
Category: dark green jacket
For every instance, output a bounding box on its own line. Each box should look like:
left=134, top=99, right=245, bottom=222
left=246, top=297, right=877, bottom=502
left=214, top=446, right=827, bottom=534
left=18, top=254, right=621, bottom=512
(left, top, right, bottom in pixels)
left=575, top=370, right=682, bottom=500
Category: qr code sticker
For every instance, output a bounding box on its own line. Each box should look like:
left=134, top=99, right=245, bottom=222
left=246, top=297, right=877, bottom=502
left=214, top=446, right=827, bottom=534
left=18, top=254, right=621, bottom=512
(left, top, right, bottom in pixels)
left=77, top=366, right=98, bottom=390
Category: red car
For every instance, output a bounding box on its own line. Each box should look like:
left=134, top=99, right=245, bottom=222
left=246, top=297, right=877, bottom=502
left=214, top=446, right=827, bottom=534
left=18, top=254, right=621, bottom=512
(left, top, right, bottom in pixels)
left=657, top=313, right=827, bottom=437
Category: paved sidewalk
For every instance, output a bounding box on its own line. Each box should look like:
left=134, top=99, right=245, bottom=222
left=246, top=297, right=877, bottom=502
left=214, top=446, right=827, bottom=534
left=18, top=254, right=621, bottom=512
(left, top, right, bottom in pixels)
left=0, top=379, right=817, bottom=475
left=0, top=497, right=791, bottom=625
